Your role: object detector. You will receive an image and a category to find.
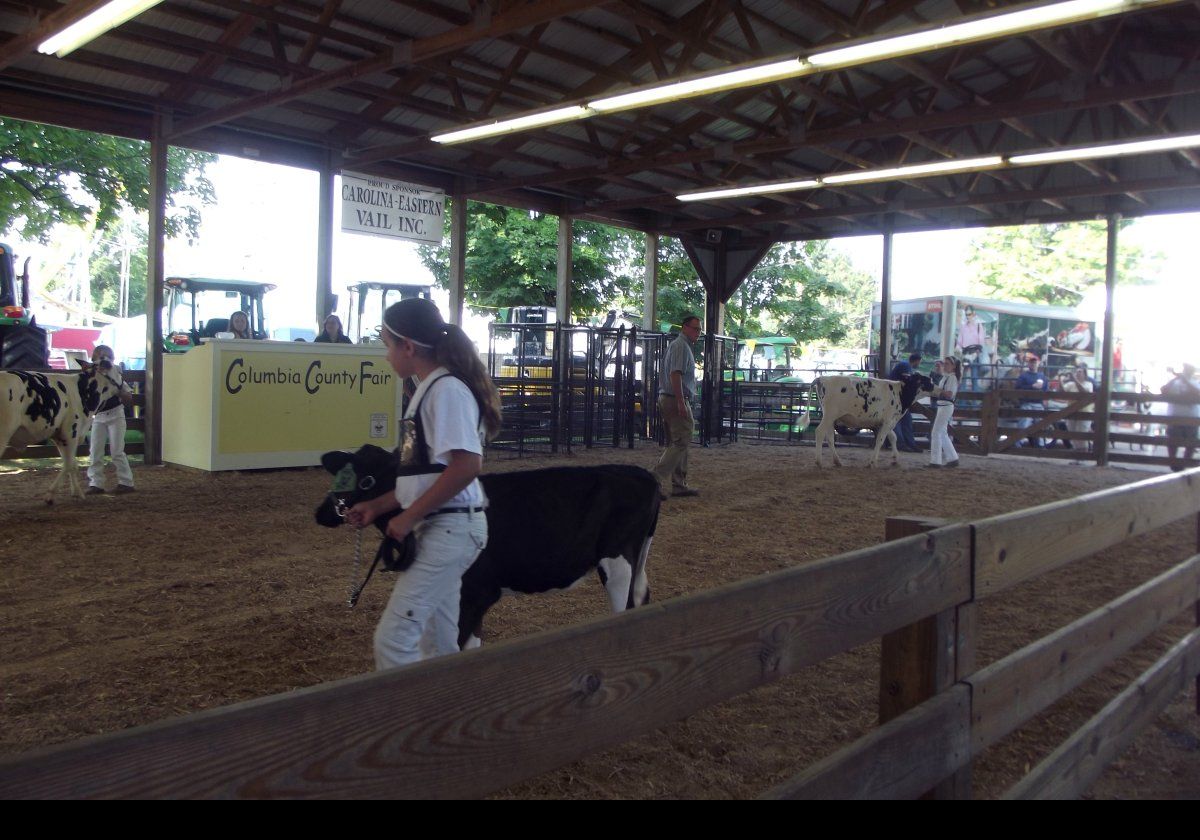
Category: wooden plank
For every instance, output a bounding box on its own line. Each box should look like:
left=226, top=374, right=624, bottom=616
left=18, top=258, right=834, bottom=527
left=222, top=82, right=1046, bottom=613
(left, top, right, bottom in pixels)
left=1004, top=628, right=1200, bottom=799
left=967, top=555, right=1200, bottom=751
left=975, top=468, right=1200, bottom=595
left=764, top=685, right=971, bottom=800
left=879, top=517, right=955, bottom=722
left=0, top=526, right=971, bottom=799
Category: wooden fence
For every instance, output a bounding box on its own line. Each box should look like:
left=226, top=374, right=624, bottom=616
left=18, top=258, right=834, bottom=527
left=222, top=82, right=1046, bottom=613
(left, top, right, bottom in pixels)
left=919, top=388, right=1199, bottom=469
left=0, top=370, right=146, bottom=460
left=0, top=468, right=1197, bottom=799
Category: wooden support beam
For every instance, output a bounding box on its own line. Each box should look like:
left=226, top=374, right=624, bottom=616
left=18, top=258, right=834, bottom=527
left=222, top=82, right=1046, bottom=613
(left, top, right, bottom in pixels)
left=143, top=113, right=168, bottom=466
left=448, top=193, right=467, bottom=326
left=169, top=0, right=611, bottom=139
left=556, top=215, right=572, bottom=326
left=1095, top=214, right=1119, bottom=464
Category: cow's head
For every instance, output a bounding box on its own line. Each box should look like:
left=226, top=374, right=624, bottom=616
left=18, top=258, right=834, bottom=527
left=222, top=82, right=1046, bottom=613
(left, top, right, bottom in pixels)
left=314, top=444, right=398, bottom=528
left=75, top=358, right=124, bottom=414
left=899, top=373, right=935, bottom=410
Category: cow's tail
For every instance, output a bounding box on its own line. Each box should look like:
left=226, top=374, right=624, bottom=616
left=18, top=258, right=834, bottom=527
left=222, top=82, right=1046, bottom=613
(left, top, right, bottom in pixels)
left=626, top=475, right=660, bottom=610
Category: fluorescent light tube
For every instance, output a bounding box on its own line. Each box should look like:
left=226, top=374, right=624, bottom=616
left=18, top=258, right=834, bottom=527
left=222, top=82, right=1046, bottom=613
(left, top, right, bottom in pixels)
left=822, top=156, right=1005, bottom=185
left=38, top=0, right=164, bottom=57
left=431, top=106, right=593, bottom=144
left=590, top=59, right=808, bottom=113
left=678, top=178, right=822, bottom=202
left=1009, top=133, right=1200, bottom=165
left=807, top=0, right=1156, bottom=70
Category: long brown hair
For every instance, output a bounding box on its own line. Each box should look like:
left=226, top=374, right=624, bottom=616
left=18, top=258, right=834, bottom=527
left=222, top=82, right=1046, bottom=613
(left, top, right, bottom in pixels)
left=944, top=355, right=962, bottom=379
left=433, top=325, right=502, bottom=440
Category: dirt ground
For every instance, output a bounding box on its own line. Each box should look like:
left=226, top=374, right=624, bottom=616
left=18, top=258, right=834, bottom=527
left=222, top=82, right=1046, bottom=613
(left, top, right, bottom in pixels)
left=1, top=441, right=1197, bottom=799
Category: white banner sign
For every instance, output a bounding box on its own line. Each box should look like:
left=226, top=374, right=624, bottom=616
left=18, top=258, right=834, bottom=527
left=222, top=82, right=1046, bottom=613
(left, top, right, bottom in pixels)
left=340, top=172, right=445, bottom=245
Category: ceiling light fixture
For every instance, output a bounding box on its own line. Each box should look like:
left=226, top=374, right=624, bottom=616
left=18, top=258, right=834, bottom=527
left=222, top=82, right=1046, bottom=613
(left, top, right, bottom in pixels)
left=675, top=134, right=1200, bottom=202
left=429, top=0, right=1180, bottom=144
left=431, top=106, right=593, bottom=144
left=37, top=0, right=165, bottom=57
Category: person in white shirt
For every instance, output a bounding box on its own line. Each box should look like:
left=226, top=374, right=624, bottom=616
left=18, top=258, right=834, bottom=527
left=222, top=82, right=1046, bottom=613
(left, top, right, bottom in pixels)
left=85, top=344, right=135, bottom=494
left=347, top=298, right=502, bottom=669
left=1162, top=363, right=1200, bottom=471
left=929, top=355, right=961, bottom=469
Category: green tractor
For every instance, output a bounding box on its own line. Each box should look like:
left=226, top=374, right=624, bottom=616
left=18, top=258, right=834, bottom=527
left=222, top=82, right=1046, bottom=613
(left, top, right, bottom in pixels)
left=344, top=282, right=433, bottom=343
left=163, top=276, right=276, bottom=350
left=0, top=243, right=50, bottom=369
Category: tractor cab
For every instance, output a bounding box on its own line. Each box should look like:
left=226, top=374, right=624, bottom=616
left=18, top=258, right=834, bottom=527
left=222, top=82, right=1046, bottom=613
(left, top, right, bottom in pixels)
left=344, top=282, right=433, bottom=344
left=163, top=277, right=276, bottom=351
left=738, top=335, right=800, bottom=382
left=0, top=243, right=49, bottom=368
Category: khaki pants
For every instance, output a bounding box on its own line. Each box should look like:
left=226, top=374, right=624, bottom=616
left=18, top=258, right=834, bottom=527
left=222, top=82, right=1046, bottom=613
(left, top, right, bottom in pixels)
left=654, top=394, right=694, bottom=491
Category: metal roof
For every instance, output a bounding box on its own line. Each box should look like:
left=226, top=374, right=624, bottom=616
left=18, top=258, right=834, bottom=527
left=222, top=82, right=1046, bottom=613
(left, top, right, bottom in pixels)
left=3, top=0, right=1200, bottom=247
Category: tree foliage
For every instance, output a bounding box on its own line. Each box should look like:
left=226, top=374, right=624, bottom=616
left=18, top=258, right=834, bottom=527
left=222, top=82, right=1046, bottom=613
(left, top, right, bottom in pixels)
left=0, top=117, right=217, bottom=242
left=722, top=240, right=873, bottom=347
left=418, top=201, right=640, bottom=317
left=419, top=201, right=873, bottom=348
left=965, top=220, right=1159, bottom=306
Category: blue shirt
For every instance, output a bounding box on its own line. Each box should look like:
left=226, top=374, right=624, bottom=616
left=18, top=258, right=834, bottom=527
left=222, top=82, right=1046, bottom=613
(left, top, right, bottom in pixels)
left=889, top=361, right=913, bottom=380
left=1016, top=369, right=1047, bottom=401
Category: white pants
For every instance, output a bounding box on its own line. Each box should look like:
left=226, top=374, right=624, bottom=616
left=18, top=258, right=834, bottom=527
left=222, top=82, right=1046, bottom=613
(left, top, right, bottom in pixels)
left=88, top=407, right=133, bottom=488
left=374, top=512, right=488, bottom=670
left=930, top=404, right=959, bottom=465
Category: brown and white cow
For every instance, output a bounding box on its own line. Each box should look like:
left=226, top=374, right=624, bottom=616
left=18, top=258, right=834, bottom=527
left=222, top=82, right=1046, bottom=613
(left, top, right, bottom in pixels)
left=1, top=361, right=124, bottom=503
left=812, top=374, right=935, bottom=468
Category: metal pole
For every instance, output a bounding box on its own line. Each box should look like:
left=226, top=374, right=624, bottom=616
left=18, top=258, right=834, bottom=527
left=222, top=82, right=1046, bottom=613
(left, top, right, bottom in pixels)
left=1095, top=215, right=1118, bottom=465
left=143, top=112, right=169, bottom=466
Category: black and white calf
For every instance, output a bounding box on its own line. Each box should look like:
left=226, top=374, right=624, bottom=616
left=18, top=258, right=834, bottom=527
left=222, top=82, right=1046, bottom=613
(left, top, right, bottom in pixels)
left=1, top=361, right=124, bottom=503
left=813, top=374, right=934, bottom=467
left=315, top=445, right=658, bottom=649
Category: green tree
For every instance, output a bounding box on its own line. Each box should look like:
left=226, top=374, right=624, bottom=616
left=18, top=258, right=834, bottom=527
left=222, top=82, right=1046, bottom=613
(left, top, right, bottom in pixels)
left=89, top=215, right=149, bottom=318
left=966, top=221, right=1159, bottom=306
left=418, top=201, right=641, bottom=317
left=0, top=117, right=216, bottom=242
left=722, top=240, right=872, bottom=347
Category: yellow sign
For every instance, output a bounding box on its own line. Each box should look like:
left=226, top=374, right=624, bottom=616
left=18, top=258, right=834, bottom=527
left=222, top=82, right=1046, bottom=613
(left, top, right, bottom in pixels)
left=217, top=349, right=397, bottom=453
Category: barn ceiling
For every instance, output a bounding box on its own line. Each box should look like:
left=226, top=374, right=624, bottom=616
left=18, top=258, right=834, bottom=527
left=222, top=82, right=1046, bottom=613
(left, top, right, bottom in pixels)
left=2, top=0, right=1200, bottom=246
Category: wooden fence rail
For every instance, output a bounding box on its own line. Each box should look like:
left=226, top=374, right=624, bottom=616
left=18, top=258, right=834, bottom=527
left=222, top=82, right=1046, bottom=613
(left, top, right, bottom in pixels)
left=0, top=469, right=1197, bottom=799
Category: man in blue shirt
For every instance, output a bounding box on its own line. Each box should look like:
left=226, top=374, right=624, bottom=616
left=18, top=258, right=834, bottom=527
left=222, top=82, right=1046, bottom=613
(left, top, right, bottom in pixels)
left=1015, top=353, right=1049, bottom=447
left=888, top=352, right=923, bottom=452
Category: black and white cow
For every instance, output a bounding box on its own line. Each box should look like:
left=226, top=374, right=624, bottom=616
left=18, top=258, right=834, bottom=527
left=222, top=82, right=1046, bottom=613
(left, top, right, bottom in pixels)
left=315, top=445, right=658, bottom=649
left=1, top=361, right=124, bottom=503
left=812, top=374, right=934, bottom=468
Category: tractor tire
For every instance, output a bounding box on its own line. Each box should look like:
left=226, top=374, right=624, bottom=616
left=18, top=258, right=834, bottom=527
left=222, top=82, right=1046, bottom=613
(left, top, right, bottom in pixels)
left=0, top=323, right=49, bottom=369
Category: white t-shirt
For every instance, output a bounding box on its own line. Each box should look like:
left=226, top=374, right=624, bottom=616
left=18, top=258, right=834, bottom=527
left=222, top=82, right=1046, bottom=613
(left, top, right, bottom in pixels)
left=940, top=373, right=959, bottom=403
left=395, top=367, right=486, bottom=509
left=1163, top=375, right=1200, bottom=419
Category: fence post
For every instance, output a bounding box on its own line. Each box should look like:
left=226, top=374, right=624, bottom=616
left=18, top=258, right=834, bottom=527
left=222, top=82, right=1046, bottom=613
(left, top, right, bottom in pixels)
left=880, top=515, right=976, bottom=798
left=980, top=390, right=999, bottom=456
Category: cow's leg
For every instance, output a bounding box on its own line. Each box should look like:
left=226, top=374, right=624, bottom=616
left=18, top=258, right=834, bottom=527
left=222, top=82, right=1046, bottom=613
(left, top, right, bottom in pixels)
left=456, top=584, right=500, bottom=651
left=598, top=555, right=637, bottom=613
left=629, top=535, right=652, bottom=608
left=45, top=438, right=75, bottom=504
left=873, top=422, right=900, bottom=467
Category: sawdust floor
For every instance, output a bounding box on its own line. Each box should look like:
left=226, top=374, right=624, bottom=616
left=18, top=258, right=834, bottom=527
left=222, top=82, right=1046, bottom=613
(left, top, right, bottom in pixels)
left=1, top=442, right=1197, bottom=799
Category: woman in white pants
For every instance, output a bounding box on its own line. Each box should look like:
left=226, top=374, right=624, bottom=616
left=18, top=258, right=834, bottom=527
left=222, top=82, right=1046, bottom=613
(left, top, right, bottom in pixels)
left=929, top=355, right=961, bottom=468
left=86, top=345, right=135, bottom=494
